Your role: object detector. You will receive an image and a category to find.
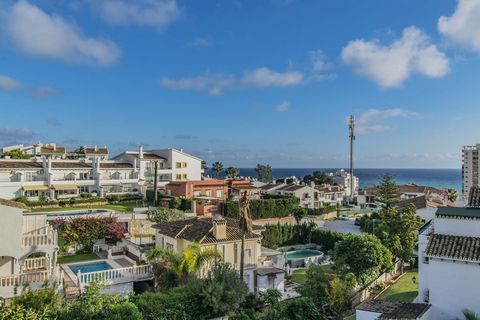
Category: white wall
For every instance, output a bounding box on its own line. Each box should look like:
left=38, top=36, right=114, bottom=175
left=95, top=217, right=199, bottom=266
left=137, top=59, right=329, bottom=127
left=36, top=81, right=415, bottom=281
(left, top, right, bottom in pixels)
left=424, top=258, right=480, bottom=319
left=0, top=204, right=23, bottom=259
left=417, top=207, right=436, bottom=222
left=151, top=149, right=202, bottom=181
left=256, top=272, right=284, bottom=293
left=434, top=217, right=480, bottom=237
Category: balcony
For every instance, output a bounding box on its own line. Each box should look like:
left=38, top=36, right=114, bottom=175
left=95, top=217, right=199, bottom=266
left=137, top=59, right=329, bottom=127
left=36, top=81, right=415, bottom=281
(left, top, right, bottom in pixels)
left=22, top=226, right=56, bottom=248
left=76, top=265, right=152, bottom=290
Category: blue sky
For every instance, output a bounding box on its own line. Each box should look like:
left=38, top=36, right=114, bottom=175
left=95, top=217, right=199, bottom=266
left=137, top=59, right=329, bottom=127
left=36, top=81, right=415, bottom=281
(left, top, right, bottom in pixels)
left=0, top=0, right=479, bottom=168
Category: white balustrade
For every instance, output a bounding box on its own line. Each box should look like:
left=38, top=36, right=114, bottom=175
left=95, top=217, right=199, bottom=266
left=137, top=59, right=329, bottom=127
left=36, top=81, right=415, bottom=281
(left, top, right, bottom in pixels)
left=23, top=257, right=48, bottom=271
left=0, top=270, right=51, bottom=288
left=78, top=265, right=152, bottom=286
left=22, top=227, right=55, bottom=247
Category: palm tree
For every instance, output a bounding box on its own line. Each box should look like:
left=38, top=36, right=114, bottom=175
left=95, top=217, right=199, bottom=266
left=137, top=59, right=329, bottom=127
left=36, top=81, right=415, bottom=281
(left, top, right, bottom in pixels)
left=225, top=166, right=240, bottom=179
left=239, top=191, right=253, bottom=280
left=148, top=243, right=220, bottom=282
left=447, top=188, right=458, bottom=203
left=463, top=309, right=479, bottom=320
left=211, top=161, right=224, bottom=179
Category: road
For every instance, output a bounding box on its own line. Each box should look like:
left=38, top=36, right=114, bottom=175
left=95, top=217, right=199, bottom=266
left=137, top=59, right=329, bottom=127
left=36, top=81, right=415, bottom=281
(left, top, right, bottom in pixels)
left=317, top=218, right=362, bottom=235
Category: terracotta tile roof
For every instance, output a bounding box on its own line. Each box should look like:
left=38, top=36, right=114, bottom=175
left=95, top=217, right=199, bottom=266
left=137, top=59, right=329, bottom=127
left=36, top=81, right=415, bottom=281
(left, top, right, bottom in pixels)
left=143, top=153, right=166, bottom=160
left=81, top=147, right=109, bottom=155
left=40, top=146, right=65, bottom=154
left=315, top=185, right=344, bottom=193
left=425, top=233, right=480, bottom=262
left=395, top=196, right=427, bottom=211
left=99, top=162, right=134, bottom=169
left=378, top=303, right=431, bottom=319
left=260, top=183, right=281, bottom=191
left=0, top=161, right=43, bottom=169
left=435, top=206, right=480, bottom=219
left=277, top=184, right=308, bottom=192
left=153, top=217, right=262, bottom=244
left=468, top=186, right=480, bottom=208
left=357, top=300, right=431, bottom=320
left=51, top=162, right=92, bottom=169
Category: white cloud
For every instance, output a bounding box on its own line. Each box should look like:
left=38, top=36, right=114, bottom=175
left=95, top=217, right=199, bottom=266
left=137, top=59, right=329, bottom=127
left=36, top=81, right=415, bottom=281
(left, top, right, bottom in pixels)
left=341, top=26, right=449, bottom=87
left=309, top=50, right=333, bottom=79
left=96, top=0, right=180, bottom=30
left=28, top=86, right=62, bottom=99
left=0, top=128, right=35, bottom=142
left=4, top=1, right=121, bottom=66
left=188, top=37, right=214, bottom=48
left=160, top=67, right=303, bottom=95
left=356, top=108, right=420, bottom=134
left=274, top=101, right=290, bottom=112
left=0, top=75, right=22, bottom=91
left=438, top=0, right=480, bottom=52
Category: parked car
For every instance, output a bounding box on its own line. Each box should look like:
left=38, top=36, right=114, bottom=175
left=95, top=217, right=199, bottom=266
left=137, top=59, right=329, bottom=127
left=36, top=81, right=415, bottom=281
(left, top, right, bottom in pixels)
left=339, top=213, right=349, bottom=220
left=354, top=218, right=361, bottom=226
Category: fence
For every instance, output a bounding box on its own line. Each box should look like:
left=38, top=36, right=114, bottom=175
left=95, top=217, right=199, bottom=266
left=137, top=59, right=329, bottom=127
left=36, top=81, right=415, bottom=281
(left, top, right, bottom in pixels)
left=23, top=257, right=48, bottom=271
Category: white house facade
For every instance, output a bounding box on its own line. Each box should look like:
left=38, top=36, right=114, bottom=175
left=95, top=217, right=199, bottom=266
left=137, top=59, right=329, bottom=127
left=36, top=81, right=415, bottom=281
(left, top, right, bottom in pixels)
left=418, top=206, right=480, bottom=319
left=0, top=146, right=203, bottom=201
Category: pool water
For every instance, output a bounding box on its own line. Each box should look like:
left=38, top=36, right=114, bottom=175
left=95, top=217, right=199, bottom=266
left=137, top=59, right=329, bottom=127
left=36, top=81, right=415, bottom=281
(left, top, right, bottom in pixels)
left=69, top=261, right=112, bottom=274
left=285, top=249, right=323, bottom=260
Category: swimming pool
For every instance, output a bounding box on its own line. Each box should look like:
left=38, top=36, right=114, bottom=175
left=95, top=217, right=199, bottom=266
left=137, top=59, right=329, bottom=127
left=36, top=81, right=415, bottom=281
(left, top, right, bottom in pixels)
left=69, top=261, right=113, bottom=274
left=285, top=249, right=323, bottom=260
left=46, top=209, right=111, bottom=218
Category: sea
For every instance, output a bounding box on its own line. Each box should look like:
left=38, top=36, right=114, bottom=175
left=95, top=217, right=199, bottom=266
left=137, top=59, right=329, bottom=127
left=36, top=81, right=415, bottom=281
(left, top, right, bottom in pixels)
left=209, top=168, right=462, bottom=192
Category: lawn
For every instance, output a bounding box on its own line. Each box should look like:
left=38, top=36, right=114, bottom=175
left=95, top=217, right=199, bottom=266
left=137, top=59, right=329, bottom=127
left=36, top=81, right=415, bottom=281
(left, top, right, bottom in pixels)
left=57, top=253, right=100, bottom=264
left=291, top=264, right=335, bottom=285
left=377, top=271, right=418, bottom=303
left=30, top=203, right=140, bottom=213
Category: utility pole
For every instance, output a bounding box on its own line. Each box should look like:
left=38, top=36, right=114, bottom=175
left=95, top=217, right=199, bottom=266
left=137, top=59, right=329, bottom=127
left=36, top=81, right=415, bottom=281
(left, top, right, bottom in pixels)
left=153, top=161, right=158, bottom=206
left=349, top=115, right=355, bottom=201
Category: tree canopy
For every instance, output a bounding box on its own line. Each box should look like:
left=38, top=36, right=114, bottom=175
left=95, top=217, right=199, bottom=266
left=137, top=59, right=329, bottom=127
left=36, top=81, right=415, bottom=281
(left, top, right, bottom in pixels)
left=225, top=166, right=241, bottom=179
left=211, top=161, right=224, bottom=178
left=377, top=174, right=401, bottom=208
left=255, top=164, right=273, bottom=183
left=333, top=233, right=393, bottom=284
left=302, top=171, right=333, bottom=186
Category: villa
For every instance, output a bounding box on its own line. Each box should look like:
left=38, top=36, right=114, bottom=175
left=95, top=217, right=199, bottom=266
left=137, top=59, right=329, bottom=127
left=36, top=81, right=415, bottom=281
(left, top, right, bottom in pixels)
left=0, top=145, right=202, bottom=201
left=153, top=217, right=285, bottom=293
left=418, top=205, right=480, bottom=319
left=0, top=200, right=59, bottom=300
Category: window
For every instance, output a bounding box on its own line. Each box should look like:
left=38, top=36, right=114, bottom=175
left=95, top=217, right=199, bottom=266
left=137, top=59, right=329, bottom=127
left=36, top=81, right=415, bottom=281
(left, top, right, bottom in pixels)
left=166, top=243, right=174, bottom=250
left=176, top=162, right=182, bottom=168
left=182, top=162, right=187, bottom=168
left=79, top=172, right=89, bottom=180
left=206, top=190, right=211, bottom=197
left=79, top=186, right=89, bottom=193
left=216, top=190, right=223, bottom=198
left=423, top=256, right=429, bottom=264
left=176, top=174, right=182, bottom=180
left=194, top=191, right=201, bottom=197
left=182, top=174, right=188, bottom=180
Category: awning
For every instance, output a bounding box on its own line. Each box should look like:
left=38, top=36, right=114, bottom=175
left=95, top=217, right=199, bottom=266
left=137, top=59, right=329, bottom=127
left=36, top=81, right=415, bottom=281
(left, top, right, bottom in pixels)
left=52, top=184, right=78, bottom=191
left=22, top=185, right=49, bottom=191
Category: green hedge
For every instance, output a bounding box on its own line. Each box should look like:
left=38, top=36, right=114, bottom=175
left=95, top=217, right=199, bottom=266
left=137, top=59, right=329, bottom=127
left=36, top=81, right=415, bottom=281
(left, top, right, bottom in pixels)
left=261, top=223, right=345, bottom=250
left=223, top=197, right=300, bottom=219
left=146, top=191, right=192, bottom=211
left=307, top=205, right=337, bottom=216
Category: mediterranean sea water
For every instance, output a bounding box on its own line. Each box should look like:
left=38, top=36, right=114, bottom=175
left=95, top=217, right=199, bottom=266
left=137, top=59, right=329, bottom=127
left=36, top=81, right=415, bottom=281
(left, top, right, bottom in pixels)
left=210, top=168, right=462, bottom=191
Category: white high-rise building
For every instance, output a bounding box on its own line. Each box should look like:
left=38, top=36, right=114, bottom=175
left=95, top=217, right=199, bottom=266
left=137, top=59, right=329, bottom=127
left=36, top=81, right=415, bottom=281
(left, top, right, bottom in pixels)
left=462, top=144, right=480, bottom=196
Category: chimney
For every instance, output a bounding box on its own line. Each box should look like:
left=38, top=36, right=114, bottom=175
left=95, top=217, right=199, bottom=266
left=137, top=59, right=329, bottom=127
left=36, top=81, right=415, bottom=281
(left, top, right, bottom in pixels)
left=94, top=145, right=98, bottom=152
left=139, top=145, right=144, bottom=159
left=212, top=218, right=227, bottom=240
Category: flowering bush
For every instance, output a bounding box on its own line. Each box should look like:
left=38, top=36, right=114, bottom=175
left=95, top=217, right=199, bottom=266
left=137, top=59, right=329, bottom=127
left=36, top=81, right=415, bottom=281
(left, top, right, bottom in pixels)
left=51, top=216, right=126, bottom=253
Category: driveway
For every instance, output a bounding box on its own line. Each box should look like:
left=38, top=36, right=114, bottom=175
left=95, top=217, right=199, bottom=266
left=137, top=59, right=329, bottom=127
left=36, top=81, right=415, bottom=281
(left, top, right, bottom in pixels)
left=318, top=218, right=361, bottom=235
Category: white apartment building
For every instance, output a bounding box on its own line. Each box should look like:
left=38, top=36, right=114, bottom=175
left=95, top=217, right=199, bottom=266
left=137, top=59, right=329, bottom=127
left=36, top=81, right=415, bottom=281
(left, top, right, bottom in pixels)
left=462, top=144, right=480, bottom=196
left=418, top=206, right=480, bottom=319
left=0, top=201, right=59, bottom=299
left=329, top=169, right=359, bottom=196
left=0, top=146, right=203, bottom=201
left=112, top=147, right=203, bottom=188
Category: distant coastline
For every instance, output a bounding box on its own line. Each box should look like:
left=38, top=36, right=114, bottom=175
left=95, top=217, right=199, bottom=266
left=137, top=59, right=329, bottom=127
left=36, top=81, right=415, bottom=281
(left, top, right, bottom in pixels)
left=208, top=168, right=462, bottom=191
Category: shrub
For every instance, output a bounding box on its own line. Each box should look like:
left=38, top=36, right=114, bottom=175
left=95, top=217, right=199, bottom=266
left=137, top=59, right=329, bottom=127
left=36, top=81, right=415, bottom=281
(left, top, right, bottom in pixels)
left=223, top=197, right=300, bottom=219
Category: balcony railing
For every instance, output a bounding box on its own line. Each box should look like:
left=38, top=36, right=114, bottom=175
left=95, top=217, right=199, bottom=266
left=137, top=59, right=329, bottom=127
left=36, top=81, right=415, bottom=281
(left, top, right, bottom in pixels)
left=23, top=257, right=48, bottom=271
left=77, top=265, right=152, bottom=289
left=0, top=270, right=52, bottom=288
left=22, top=227, right=55, bottom=248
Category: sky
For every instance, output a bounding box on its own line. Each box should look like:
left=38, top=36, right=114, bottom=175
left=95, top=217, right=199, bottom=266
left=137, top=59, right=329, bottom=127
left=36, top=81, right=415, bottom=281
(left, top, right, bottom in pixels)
left=0, top=0, right=480, bottom=169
